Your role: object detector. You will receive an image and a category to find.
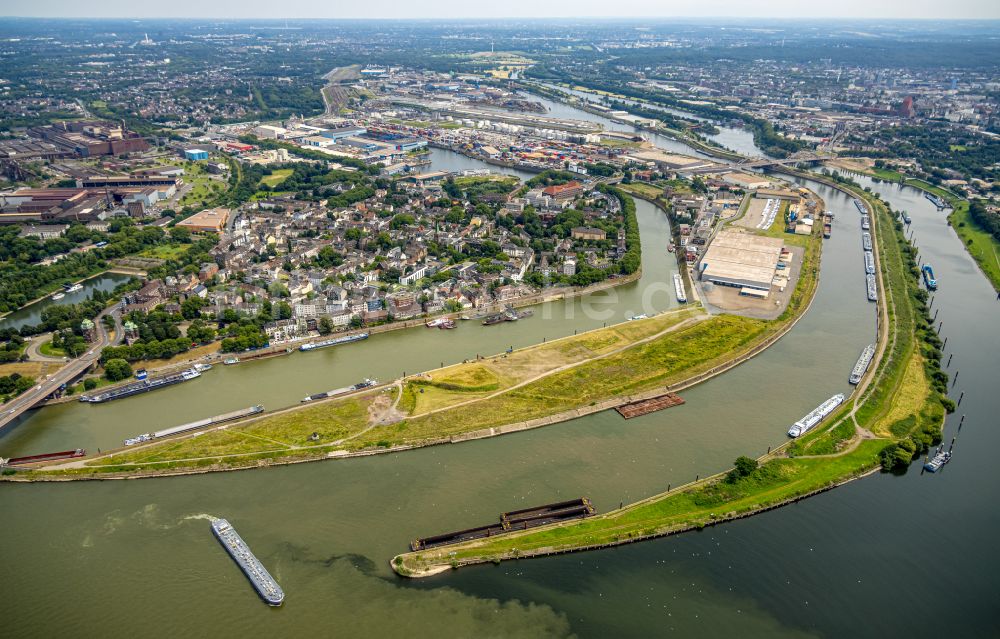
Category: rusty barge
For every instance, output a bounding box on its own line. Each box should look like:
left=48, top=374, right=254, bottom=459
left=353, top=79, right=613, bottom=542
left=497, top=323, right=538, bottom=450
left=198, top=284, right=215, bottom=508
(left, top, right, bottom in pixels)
left=409, top=498, right=596, bottom=552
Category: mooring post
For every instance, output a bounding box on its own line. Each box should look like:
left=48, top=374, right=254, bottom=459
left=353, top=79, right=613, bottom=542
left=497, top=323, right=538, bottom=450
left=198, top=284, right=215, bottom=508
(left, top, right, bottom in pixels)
left=937, top=320, right=943, bottom=333
left=943, top=337, right=948, bottom=349
left=958, top=393, right=964, bottom=407
left=933, top=308, right=938, bottom=321
left=946, top=353, right=953, bottom=368
left=953, top=370, right=959, bottom=387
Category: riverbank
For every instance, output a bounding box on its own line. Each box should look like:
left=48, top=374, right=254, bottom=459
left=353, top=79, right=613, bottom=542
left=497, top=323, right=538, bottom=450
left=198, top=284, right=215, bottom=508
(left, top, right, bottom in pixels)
left=8, top=190, right=824, bottom=480
left=390, top=180, right=946, bottom=577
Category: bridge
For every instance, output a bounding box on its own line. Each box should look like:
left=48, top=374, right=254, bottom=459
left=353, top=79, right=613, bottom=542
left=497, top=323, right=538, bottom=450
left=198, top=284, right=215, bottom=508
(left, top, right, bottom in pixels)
left=0, top=306, right=121, bottom=433
left=735, top=152, right=832, bottom=169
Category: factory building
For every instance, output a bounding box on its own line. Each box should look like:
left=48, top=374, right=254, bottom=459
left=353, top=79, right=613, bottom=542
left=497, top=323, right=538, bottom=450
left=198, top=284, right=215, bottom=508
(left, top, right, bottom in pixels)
left=698, top=229, right=784, bottom=293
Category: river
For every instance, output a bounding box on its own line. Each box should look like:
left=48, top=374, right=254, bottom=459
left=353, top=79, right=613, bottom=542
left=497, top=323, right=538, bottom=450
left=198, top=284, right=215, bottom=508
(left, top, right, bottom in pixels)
left=0, top=101, right=996, bottom=637
left=534, top=83, right=765, bottom=158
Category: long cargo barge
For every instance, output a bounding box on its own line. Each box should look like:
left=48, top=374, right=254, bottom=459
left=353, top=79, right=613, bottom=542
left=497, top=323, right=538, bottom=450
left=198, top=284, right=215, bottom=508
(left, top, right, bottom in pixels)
left=302, top=378, right=377, bottom=403
left=866, top=274, right=878, bottom=302
left=616, top=392, right=685, bottom=419
left=80, top=369, right=201, bottom=404
left=298, top=332, right=369, bottom=352
left=860, top=214, right=870, bottom=230
left=124, top=405, right=265, bottom=446
left=673, top=273, right=687, bottom=303
left=3, top=448, right=85, bottom=466
left=864, top=250, right=876, bottom=275
left=862, top=231, right=872, bottom=251
left=849, top=344, right=876, bottom=385
left=409, top=498, right=596, bottom=552
left=854, top=199, right=868, bottom=214
left=211, top=518, right=284, bottom=606
left=788, top=394, right=846, bottom=438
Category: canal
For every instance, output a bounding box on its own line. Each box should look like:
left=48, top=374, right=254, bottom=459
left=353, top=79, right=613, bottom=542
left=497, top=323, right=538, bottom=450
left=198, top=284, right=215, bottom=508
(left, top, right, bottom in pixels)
left=0, top=102, right=996, bottom=637
left=0, top=272, right=133, bottom=331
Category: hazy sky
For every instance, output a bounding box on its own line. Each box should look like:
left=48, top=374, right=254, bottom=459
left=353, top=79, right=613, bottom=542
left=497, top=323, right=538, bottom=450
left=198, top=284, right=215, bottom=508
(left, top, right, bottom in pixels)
left=4, top=0, right=1000, bottom=19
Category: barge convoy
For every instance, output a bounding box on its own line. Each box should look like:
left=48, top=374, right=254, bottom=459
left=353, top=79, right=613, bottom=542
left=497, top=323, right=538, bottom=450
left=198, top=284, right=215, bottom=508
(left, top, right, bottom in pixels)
left=862, top=231, right=872, bottom=251
left=80, top=367, right=202, bottom=404
left=302, top=378, right=377, bottom=402
left=409, top=498, right=596, bottom=552
left=2, top=448, right=85, bottom=467
left=849, top=344, right=876, bottom=385
left=788, top=394, right=846, bottom=438
left=673, top=273, right=687, bottom=303
left=299, top=332, right=369, bottom=352
left=864, top=251, right=876, bottom=275
left=211, top=518, right=284, bottom=606
left=123, top=405, right=264, bottom=446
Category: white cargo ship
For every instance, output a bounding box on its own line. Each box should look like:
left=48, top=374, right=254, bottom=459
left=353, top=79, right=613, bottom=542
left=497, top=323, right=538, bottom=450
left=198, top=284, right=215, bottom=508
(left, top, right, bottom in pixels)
left=849, top=344, right=876, bottom=385
left=299, top=332, right=369, bottom=352
left=788, top=394, right=846, bottom=438
left=673, top=273, right=687, bottom=303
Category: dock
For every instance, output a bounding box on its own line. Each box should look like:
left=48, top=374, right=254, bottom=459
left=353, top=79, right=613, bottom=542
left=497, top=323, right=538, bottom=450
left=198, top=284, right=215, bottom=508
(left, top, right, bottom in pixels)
left=409, top=498, right=596, bottom=552
left=616, top=393, right=685, bottom=419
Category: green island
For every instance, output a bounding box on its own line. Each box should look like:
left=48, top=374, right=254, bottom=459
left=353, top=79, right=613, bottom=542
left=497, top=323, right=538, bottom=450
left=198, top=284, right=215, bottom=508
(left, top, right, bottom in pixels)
left=390, top=181, right=950, bottom=577
left=17, top=186, right=824, bottom=480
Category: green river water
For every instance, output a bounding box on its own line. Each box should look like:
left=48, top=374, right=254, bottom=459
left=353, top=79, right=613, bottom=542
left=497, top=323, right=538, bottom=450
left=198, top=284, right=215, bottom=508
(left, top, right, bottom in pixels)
left=1, top=112, right=996, bottom=637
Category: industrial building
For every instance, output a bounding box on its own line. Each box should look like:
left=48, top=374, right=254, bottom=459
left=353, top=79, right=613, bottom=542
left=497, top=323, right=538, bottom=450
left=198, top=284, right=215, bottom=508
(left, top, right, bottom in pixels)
left=29, top=120, right=150, bottom=157
left=176, top=207, right=230, bottom=233
left=184, top=149, right=209, bottom=161
left=698, top=229, right=785, bottom=294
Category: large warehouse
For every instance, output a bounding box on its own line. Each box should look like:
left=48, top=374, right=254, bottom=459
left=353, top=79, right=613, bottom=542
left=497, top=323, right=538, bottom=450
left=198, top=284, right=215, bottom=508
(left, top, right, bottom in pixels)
left=698, top=230, right=784, bottom=293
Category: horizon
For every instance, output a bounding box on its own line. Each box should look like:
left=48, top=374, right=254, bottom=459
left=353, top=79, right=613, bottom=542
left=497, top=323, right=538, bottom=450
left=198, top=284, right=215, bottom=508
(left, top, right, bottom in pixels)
left=4, top=0, right=1000, bottom=21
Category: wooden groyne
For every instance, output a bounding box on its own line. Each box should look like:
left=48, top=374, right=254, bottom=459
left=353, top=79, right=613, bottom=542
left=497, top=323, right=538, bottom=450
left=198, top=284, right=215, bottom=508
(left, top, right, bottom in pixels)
left=616, top=392, right=685, bottom=419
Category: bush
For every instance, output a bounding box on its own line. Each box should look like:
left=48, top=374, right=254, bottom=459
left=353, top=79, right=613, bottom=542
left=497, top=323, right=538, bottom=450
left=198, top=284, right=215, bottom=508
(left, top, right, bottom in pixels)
left=726, top=455, right=758, bottom=483
left=104, top=358, right=133, bottom=382
left=83, top=378, right=98, bottom=391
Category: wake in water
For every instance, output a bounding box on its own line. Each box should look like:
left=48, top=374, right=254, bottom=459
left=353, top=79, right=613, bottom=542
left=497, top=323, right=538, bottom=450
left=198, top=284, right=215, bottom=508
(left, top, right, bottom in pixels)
left=183, top=513, right=219, bottom=523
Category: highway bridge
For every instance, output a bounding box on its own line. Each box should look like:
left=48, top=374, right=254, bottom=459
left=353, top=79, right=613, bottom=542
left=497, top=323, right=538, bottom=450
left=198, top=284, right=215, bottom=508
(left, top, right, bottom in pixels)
left=0, top=306, right=121, bottom=433
left=735, top=152, right=832, bottom=169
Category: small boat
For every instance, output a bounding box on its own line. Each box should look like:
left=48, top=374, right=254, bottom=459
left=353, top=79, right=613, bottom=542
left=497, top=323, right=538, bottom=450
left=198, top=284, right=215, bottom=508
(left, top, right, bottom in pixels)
left=438, top=319, right=456, bottom=329
left=426, top=318, right=449, bottom=328
left=628, top=314, right=648, bottom=321
left=65, top=284, right=83, bottom=293
left=223, top=357, right=240, bottom=365
left=193, top=363, right=213, bottom=372
left=52, top=292, right=65, bottom=300
left=135, top=368, right=148, bottom=380
left=482, top=314, right=504, bottom=326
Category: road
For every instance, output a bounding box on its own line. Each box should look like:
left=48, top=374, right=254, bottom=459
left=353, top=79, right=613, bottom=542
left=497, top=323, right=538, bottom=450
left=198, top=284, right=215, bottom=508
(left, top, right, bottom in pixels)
left=0, top=305, right=121, bottom=433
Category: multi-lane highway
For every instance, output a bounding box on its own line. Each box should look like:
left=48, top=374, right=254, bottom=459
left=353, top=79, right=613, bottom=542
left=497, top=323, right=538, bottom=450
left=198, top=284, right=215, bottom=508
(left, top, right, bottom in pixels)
left=0, top=305, right=121, bottom=432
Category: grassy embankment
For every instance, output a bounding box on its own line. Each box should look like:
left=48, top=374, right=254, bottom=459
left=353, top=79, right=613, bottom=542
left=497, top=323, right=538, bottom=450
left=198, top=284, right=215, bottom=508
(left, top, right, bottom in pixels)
left=41, top=307, right=769, bottom=475
left=391, top=184, right=947, bottom=577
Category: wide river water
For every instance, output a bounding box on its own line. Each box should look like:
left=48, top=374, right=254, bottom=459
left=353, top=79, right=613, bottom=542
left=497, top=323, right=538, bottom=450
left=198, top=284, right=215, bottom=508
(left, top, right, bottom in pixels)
left=1, top=100, right=997, bottom=638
